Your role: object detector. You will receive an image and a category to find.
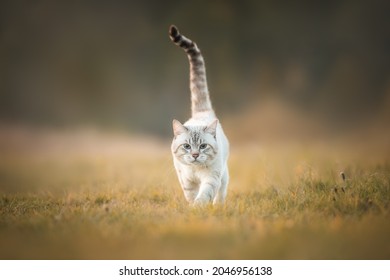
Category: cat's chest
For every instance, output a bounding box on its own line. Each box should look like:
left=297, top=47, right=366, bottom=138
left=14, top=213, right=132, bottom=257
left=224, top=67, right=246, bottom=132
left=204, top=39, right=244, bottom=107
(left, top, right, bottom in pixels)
left=179, top=165, right=208, bottom=182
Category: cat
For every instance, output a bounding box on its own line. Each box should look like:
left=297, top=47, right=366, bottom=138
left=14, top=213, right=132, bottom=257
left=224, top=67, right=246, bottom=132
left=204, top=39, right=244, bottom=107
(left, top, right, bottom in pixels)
left=169, top=25, right=229, bottom=206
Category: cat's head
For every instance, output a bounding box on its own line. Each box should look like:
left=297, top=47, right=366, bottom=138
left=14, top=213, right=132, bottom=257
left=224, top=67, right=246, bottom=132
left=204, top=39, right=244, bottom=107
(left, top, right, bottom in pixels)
left=171, top=119, right=218, bottom=166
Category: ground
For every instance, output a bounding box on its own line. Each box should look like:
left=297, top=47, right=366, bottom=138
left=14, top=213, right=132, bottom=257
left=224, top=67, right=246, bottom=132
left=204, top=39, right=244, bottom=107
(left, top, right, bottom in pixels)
left=0, top=127, right=389, bottom=259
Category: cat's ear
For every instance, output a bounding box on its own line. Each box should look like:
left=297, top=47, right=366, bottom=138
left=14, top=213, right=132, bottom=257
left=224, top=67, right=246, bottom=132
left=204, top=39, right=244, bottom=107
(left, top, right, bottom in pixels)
left=172, top=119, right=187, bottom=136
left=204, top=119, right=218, bottom=137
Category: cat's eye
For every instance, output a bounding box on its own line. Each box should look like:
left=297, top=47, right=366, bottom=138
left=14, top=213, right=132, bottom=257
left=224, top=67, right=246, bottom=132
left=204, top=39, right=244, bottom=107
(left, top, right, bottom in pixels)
left=199, top=144, right=207, bottom=149
left=183, top=144, right=191, bottom=150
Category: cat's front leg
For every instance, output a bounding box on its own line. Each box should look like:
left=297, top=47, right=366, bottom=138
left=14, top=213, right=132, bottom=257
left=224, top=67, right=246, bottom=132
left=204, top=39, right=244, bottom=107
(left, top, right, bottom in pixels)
left=182, top=186, right=198, bottom=203
left=179, top=177, right=199, bottom=203
left=213, top=167, right=229, bottom=205
left=193, top=179, right=220, bottom=206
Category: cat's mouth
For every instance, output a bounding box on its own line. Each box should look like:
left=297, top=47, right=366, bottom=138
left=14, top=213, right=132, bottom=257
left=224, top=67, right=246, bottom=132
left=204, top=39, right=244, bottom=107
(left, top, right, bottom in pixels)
left=190, top=158, right=203, bottom=165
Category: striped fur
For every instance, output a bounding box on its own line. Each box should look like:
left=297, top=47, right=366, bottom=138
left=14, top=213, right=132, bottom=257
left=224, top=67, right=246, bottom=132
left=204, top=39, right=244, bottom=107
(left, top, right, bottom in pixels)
left=169, top=25, right=213, bottom=117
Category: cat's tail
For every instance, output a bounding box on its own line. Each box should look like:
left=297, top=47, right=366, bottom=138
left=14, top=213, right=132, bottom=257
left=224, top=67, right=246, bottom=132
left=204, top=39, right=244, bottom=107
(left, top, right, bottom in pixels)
left=169, top=25, right=214, bottom=117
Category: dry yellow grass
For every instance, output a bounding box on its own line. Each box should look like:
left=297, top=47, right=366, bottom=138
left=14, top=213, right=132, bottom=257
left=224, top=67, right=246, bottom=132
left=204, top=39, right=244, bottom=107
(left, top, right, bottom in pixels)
left=0, top=127, right=389, bottom=259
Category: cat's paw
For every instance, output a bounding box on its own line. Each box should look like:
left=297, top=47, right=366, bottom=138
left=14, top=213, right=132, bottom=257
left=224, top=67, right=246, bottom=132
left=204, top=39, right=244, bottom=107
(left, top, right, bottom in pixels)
left=192, top=197, right=210, bottom=207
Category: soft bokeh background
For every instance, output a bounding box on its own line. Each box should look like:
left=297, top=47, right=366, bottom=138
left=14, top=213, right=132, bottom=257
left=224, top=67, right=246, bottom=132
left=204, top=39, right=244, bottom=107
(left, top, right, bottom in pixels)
left=1, top=0, right=389, bottom=142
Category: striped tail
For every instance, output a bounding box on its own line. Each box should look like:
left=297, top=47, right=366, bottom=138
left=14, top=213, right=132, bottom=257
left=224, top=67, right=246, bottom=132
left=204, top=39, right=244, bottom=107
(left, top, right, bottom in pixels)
left=169, top=25, right=214, bottom=117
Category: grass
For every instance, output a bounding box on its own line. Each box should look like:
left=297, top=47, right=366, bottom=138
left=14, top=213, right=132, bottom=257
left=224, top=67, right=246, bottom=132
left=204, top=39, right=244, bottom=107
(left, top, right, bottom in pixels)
left=0, top=127, right=389, bottom=259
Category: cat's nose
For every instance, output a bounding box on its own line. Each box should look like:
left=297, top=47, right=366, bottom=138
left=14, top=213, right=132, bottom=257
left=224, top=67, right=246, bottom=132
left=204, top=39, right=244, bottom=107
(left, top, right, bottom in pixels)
left=192, top=153, right=199, bottom=159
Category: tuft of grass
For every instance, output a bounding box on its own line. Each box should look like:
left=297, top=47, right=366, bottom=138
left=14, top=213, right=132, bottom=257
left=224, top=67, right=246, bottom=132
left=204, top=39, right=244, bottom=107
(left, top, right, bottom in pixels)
left=0, top=130, right=389, bottom=259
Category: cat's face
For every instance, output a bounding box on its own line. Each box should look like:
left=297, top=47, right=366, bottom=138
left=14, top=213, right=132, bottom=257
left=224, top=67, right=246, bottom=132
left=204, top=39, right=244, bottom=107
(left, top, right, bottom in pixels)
left=171, top=120, right=218, bottom=166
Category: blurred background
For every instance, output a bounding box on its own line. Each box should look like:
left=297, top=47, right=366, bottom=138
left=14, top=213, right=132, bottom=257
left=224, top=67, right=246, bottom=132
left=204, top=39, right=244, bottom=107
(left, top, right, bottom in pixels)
left=0, top=0, right=389, bottom=144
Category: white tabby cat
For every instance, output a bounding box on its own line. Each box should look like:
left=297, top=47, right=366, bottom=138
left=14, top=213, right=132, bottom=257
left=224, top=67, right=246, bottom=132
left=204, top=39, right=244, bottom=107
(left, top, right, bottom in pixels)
left=169, top=25, right=229, bottom=206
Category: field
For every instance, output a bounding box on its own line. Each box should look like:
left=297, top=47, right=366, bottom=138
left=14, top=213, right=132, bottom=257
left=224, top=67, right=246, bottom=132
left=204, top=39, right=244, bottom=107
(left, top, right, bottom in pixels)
left=0, top=126, right=389, bottom=259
